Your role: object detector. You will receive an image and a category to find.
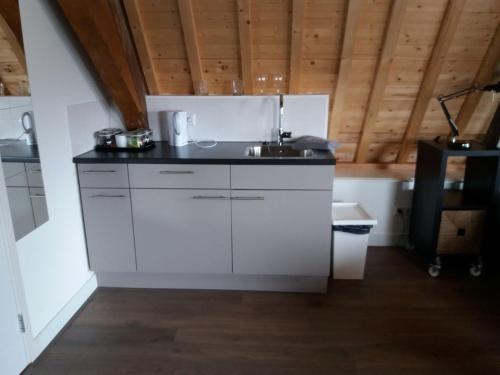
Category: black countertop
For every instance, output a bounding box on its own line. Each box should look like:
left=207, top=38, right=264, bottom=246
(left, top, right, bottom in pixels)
left=73, top=141, right=336, bottom=165
left=0, top=142, right=40, bottom=163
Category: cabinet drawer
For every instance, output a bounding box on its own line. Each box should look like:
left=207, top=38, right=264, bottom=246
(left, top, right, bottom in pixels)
left=129, top=164, right=230, bottom=189
left=436, top=210, right=485, bottom=255
left=80, top=188, right=136, bottom=272
left=26, top=163, right=44, bottom=187
left=78, top=164, right=129, bottom=188
left=231, top=165, right=334, bottom=190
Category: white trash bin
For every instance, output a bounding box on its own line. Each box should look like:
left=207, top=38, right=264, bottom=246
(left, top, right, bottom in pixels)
left=332, top=203, right=377, bottom=279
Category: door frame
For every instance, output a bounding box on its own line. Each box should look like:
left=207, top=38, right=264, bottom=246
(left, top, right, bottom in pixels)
left=0, top=161, right=35, bottom=364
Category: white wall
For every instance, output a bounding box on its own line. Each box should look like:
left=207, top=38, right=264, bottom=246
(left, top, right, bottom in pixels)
left=333, top=178, right=413, bottom=246
left=146, top=94, right=329, bottom=143
left=17, top=0, right=118, bottom=342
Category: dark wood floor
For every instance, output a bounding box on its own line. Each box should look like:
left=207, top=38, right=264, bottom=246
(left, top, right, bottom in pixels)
left=25, top=247, right=500, bottom=375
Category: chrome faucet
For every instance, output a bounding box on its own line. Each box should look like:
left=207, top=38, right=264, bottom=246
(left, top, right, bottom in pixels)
left=276, top=94, right=291, bottom=146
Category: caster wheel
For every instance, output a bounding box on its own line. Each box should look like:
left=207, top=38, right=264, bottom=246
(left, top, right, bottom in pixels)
left=428, top=265, right=440, bottom=278
left=469, top=264, right=482, bottom=277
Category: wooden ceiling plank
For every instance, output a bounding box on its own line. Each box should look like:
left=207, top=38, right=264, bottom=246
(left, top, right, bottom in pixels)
left=397, top=0, right=466, bottom=163
left=456, top=23, right=500, bottom=135
left=237, top=0, right=253, bottom=94
left=328, top=0, right=362, bottom=140
left=177, top=0, right=204, bottom=93
left=123, top=0, right=160, bottom=95
left=58, top=0, right=148, bottom=129
left=289, top=0, right=306, bottom=94
left=355, top=0, right=408, bottom=162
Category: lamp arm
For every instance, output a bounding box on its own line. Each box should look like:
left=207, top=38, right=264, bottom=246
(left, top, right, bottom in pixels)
left=437, top=99, right=459, bottom=137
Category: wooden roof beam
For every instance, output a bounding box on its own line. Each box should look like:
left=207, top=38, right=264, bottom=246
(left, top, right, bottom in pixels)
left=0, top=0, right=26, bottom=72
left=397, top=0, right=466, bottom=163
left=328, top=0, right=362, bottom=140
left=455, top=23, right=500, bottom=135
left=237, top=0, right=253, bottom=94
left=289, top=0, right=306, bottom=94
left=0, top=0, right=24, bottom=49
left=356, top=0, right=408, bottom=162
left=123, top=0, right=160, bottom=95
left=57, top=0, right=148, bottom=129
left=178, top=0, right=204, bottom=94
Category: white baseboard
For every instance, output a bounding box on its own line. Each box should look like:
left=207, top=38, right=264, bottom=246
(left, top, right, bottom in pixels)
left=29, top=274, right=97, bottom=360
left=97, top=272, right=328, bottom=293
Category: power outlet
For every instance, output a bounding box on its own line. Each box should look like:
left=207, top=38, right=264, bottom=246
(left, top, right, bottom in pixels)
left=188, top=114, right=197, bottom=126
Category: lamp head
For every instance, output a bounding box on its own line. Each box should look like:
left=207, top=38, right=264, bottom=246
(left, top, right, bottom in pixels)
left=481, top=81, right=500, bottom=93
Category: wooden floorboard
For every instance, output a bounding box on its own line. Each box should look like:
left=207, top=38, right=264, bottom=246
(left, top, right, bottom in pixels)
left=24, top=247, right=500, bottom=374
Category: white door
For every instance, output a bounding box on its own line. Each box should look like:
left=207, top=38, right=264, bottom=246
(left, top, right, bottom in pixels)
left=0, top=232, right=29, bottom=374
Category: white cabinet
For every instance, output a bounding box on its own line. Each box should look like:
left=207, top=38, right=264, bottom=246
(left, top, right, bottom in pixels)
left=132, top=189, right=232, bottom=274
left=25, top=163, right=44, bottom=187
left=231, top=190, right=332, bottom=276
left=29, top=187, right=48, bottom=227
left=7, top=187, right=35, bottom=240
left=77, top=162, right=333, bottom=282
left=231, top=165, right=334, bottom=190
left=80, top=189, right=136, bottom=272
left=128, top=164, right=230, bottom=189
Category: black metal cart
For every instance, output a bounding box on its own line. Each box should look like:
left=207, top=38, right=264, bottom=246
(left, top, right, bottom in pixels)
left=409, top=140, right=500, bottom=277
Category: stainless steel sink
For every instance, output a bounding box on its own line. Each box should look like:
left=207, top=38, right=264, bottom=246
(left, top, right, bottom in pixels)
left=246, top=145, right=314, bottom=158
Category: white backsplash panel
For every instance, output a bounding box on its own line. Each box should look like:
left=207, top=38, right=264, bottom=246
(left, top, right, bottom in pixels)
left=0, top=96, right=33, bottom=141
left=146, top=95, right=329, bottom=142
left=282, top=95, right=329, bottom=139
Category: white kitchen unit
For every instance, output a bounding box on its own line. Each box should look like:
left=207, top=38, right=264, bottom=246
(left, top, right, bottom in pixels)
left=4, top=162, right=50, bottom=240
left=74, top=142, right=335, bottom=293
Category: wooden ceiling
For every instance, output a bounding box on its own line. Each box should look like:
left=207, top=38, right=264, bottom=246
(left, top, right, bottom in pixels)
left=120, top=0, right=500, bottom=163
left=3, top=0, right=500, bottom=163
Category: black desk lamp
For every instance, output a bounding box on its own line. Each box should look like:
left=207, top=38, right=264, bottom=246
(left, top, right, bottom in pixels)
left=437, top=81, right=500, bottom=149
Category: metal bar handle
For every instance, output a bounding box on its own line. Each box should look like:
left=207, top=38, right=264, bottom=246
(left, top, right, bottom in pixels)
left=192, top=196, right=229, bottom=200
left=81, top=170, right=117, bottom=174
left=89, top=194, right=127, bottom=199
left=231, top=197, right=265, bottom=201
left=159, top=170, right=194, bottom=174
left=29, top=194, right=46, bottom=198
left=30, top=169, right=42, bottom=173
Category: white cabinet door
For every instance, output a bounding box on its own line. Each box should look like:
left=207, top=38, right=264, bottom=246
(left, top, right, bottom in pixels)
left=132, top=189, right=232, bottom=274
left=29, top=187, right=48, bottom=227
left=80, top=189, right=136, bottom=272
left=7, top=187, right=35, bottom=241
left=232, top=190, right=332, bottom=276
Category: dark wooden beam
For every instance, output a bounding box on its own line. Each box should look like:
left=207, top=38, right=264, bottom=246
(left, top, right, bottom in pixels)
left=0, top=0, right=24, bottom=49
left=57, top=0, right=148, bottom=129
left=0, top=0, right=26, bottom=73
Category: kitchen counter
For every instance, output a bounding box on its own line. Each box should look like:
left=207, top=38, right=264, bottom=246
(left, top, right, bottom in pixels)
left=0, top=142, right=40, bottom=163
left=73, top=141, right=336, bottom=165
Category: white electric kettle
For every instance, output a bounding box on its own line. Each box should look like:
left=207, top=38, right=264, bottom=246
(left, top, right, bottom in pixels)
left=166, top=111, right=189, bottom=147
